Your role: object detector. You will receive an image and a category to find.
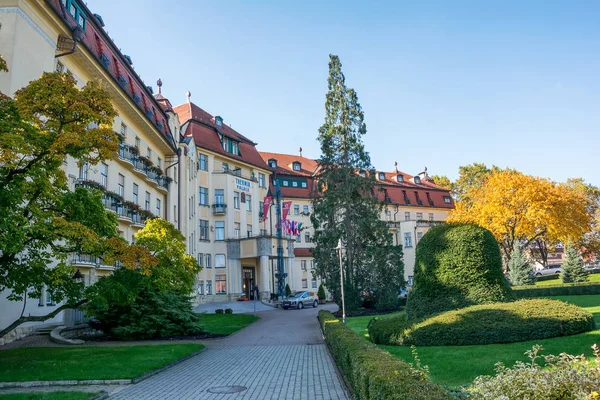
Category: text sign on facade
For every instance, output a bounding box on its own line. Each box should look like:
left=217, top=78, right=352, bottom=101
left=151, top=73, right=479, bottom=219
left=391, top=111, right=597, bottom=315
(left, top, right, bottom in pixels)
left=236, top=178, right=251, bottom=192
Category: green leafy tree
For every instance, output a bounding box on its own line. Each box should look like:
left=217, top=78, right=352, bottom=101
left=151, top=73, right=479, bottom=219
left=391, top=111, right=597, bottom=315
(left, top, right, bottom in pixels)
left=508, top=242, right=536, bottom=286
left=311, top=55, right=404, bottom=312
left=0, top=70, right=128, bottom=337
left=0, top=54, right=7, bottom=73
left=561, top=243, right=588, bottom=283
left=453, top=163, right=502, bottom=204
left=430, top=175, right=453, bottom=192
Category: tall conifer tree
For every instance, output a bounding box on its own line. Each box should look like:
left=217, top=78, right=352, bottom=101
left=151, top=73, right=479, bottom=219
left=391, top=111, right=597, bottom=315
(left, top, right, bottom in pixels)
left=507, top=242, right=536, bottom=286
left=561, top=243, right=588, bottom=283
left=311, top=55, right=404, bottom=312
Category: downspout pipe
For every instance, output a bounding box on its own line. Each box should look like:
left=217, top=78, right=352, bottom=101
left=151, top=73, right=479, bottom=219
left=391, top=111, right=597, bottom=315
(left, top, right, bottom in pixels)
left=165, top=148, right=181, bottom=231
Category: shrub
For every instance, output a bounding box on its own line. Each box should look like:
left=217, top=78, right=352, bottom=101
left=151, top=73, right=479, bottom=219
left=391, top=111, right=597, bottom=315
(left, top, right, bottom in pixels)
left=368, top=313, right=412, bottom=345
left=398, top=297, right=407, bottom=307
left=406, top=223, right=513, bottom=320
left=224, top=308, right=233, bottom=314
left=467, top=344, right=600, bottom=400
left=89, top=290, right=200, bottom=340
left=318, top=310, right=450, bottom=400
left=215, top=308, right=224, bottom=314
left=285, top=284, right=292, bottom=297
left=317, top=283, right=327, bottom=301
left=370, top=299, right=595, bottom=346
left=513, top=283, right=600, bottom=298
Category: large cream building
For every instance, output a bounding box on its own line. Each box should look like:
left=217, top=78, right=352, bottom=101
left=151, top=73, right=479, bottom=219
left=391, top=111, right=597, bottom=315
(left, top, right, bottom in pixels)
left=0, top=0, right=454, bottom=340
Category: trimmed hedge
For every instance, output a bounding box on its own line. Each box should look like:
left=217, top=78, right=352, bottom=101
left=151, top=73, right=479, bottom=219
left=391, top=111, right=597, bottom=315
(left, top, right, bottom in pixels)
left=513, top=283, right=600, bottom=298
left=406, top=223, right=513, bottom=320
left=318, top=310, right=450, bottom=399
left=369, top=299, right=595, bottom=346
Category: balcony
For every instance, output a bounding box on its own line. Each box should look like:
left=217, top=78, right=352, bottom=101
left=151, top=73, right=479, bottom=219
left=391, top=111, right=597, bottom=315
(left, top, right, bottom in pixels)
left=416, top=220, right=445, bottom=227
left=212, top=203, right=227, bottom=215
left=70, top=253, right=116, bottom=272
left=386, top=221, right=402, bottom=229
left=116, top=144, right=170, bottom=191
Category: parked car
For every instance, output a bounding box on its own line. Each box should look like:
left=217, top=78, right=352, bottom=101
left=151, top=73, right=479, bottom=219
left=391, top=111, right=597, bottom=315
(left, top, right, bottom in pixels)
left=584, top=265, right=600, bottom=272
left=281, top=291, right=318, bottom=310
left=534, top=265, right=562, bottom=276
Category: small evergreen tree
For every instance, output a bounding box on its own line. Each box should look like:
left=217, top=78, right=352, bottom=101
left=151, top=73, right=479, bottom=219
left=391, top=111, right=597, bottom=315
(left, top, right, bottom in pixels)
left=508, top=242, right=536, bottom=286
left=285, top=284, right=292, bottom=297
left=561, top=244, right=588, bottom=283
left=317, top=283, right=327, bottom=301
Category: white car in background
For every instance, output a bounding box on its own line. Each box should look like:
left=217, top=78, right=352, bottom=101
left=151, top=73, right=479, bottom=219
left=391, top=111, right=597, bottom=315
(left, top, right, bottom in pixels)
left=534, top=265, right=562, bottom=276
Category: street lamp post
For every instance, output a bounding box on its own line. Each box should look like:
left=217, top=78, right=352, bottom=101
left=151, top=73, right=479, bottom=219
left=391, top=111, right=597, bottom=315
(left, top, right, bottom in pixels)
left=336, top=239, right=346, bottom=325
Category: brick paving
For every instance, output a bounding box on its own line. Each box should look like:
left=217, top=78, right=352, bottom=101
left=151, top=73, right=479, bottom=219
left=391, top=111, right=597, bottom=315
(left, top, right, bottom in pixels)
left=111, top=304, right=349, bottom=400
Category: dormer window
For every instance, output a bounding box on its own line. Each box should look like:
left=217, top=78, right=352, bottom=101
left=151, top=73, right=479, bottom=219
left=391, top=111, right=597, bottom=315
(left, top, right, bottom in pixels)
left=378, top=172, right=386, bottom=181
left=215, top=116, right=223, bottom=127
left=268, top=159, right=277, bottom=168
left=414, top=176, right=421, bottom=184
left=396, top=174, right=404, bottom=182
left=292, top=161, right=301, bottom=171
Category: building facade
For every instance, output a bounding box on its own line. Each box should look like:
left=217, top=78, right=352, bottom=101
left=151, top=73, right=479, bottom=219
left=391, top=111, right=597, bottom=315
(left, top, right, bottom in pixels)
left=0, top=0, right=455, bottom=340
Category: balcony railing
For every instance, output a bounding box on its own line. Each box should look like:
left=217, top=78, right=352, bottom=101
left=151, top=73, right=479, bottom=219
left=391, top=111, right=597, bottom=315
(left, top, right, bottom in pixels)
left=212, top=203, right=227, bottom=215
left=386, top=221, right=402, bottom=229
left=70, top=253, right=100, bottom=265
left=117, top=144, right=170, bottom=191
left=416, top=220, right=445, bottom=227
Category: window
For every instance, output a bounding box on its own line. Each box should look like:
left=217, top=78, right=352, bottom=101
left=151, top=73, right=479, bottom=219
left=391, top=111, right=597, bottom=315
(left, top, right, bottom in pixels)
left=416, top=212, right=423, bottom=220
left=206, top=280, right=212, bottom=294
left=268, top=159, right=277, bottom=168
left=222, top=163, right=229, bottom=173
left=259, top=201, right=264, bottom=218
left=396, top=174, right=404, bottom=182
left=378, top=172, right=386, bottom=180
left=199, top=154, right=208, bottom=171
left=404, top=232, right=413, bottom=248
left=414, top=176, right=421, bottom=184
left=118, top=174, right=124, bottom=196
left=311, top=260, right=315, bottom=270
left=296, top=234, right=301, bottom=243
left=302, top=279, right=308, bottom=289
left=247, top=224, right=253, bottom=237
left=216, top=274, right=227, bottom=294
left=135, top=136, right=140, bottom=149
left=292, top=181, right=298, bottom=187
left=234, top=222, right=240, bottom=238
left=301, top=181, right=307, bottom=188
left=215, top=254, right=226, bottom=268
left=46, top=290, right=55, bottom=306
left=157, top=158, right=162, bottom=169
left=303, top=205, right=309, bottom=215
left=305, top=232, right=310, bottom=243
left=293, top=162, right=301, bottom=171
left=120, top=123, right=127, bottom=139
left=234, top=192, right=240, bottom=209
left=56, top=60, right=65, bottom=73
left=301, top=260, right=307, bottom=271
left=100, top=163, right=108, bottom=188
left=69, top=3, right=76, bottom=17
left=404, top=212, right=410, bottom=221
left=246, top=195, right=252, bottom=212
left=199, top=187, right=208, bottom=205
left=198, top=280, right=204, bottom=295
left=215, top=189, right=224, bottom=205
left=311, top=279, right=317, bottom=288
left=444, top=196, right=452, bottom=204
left=145, top=192, right=150, bottom=211
left=206, top=254, right=212, bottom=268
left=259, top=173, right=265, bottom=188
left=283, top=180, right=289, bottom=187
left=215, top=222, right=225, bottom=241
left=294, top=205, right=300, bottom=215
left=199, top=220, right=209, bottom=241
left=197, top=253, right=204, bottom=267
left=156, top=198, right=161, bottom=217
left=417, top=232, right=423, bottom=243
left=429, top=213, right=434, bottom=221
left=133, top=183, right=138, bottom=204
left=79, top=161, right=88, bottom=180
left=189, top=233, right=194, bottom=253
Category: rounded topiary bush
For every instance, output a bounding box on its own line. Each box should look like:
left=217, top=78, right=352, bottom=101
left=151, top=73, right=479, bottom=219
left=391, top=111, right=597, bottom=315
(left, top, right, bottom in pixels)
left=369, top=299, right=595, bottom=346
left=406, top=223, right=514, bottom=320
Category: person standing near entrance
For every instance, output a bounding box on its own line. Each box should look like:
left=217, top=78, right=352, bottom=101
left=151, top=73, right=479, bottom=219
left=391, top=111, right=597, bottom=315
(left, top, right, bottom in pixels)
left=253, top=284, right=259, bottom=301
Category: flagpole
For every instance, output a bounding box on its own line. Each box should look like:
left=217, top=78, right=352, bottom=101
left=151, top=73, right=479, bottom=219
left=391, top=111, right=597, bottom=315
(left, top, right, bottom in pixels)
left=273, top=172, right=286, bottom=300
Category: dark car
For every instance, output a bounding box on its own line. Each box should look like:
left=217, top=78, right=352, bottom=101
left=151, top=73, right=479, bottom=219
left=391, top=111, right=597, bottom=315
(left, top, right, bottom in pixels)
left=281, top=291, right=318, bottom=310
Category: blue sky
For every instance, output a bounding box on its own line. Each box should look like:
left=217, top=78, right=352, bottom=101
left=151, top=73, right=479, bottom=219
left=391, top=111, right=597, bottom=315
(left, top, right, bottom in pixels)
left=91, top=0, right=600, bottom=185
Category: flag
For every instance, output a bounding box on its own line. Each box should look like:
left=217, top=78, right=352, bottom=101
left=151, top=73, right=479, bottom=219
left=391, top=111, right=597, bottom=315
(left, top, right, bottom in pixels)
left=282, top=201, right=292, bottom=221
left=262, top=196, right=272, bottom=221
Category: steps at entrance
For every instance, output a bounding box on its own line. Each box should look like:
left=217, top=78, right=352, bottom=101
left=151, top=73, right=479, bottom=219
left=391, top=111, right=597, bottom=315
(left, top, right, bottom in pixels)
left=35, top=325, right=61, bottom=335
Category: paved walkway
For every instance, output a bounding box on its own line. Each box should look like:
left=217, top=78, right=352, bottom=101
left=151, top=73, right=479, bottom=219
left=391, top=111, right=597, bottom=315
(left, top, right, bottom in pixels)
left=195, top=300, right=276, bottom=314
left=111, top=303, right=349, bottom=400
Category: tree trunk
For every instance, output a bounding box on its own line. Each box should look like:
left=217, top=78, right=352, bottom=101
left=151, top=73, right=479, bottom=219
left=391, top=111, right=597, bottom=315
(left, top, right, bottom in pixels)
left=0, top=299, right=88, bottom=338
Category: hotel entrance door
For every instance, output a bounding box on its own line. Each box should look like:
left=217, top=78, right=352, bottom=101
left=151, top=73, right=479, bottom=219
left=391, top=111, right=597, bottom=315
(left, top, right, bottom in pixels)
left=242, top=267, right=256, bottom=300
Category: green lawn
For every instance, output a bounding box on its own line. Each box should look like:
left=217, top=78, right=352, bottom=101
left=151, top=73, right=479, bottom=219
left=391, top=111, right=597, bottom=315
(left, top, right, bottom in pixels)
left=346, top=295, right=600, bottom=389
left=344, top=311, right=404, bottom=338
left=0, top=344, right=203, bottom=382
left=535, top=273, right=600, bottom=286
left=0, top=392, right=99, bottom=400
left=198, top=313, right=258, bottom=335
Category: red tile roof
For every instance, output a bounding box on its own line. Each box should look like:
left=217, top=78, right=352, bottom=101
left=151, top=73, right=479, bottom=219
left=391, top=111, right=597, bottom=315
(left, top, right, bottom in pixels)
left=294, top=248, right=313, bottom=257
left=173, top=102, right=268, bottom=170
left=258, top=152, right=320, bottom=177
left=46, top=0, right=175, bottom=150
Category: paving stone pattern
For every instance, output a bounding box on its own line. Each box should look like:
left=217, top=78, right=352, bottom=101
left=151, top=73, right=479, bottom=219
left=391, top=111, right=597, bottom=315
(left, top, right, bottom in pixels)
left=111, top=304, right=349, bottom=400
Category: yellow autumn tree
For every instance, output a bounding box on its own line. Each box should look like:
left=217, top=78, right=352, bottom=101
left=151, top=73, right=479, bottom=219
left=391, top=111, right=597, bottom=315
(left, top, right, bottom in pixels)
left=448, top=170, right=593, bottom=262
